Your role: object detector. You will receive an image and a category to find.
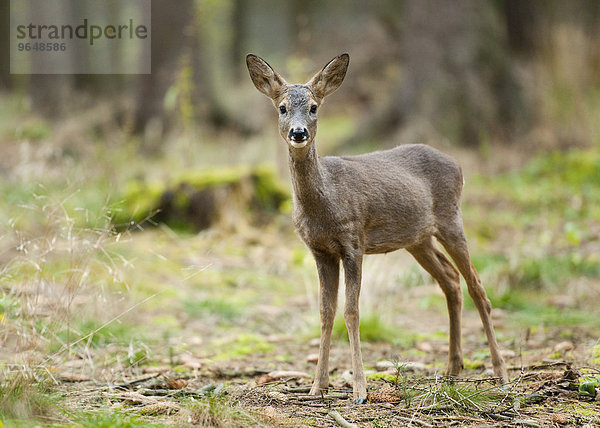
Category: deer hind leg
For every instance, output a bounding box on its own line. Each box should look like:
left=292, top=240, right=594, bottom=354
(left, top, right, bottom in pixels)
left=437, top=218, right=509, bottom=383
left=309, top=252, right=340, bottom=396
left=407, top=237, right=464, bottom=376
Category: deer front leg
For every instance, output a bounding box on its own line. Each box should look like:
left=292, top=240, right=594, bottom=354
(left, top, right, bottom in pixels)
left=309, top=253, right=340, bottom=396
left=342, top=251, right=367, bottom=403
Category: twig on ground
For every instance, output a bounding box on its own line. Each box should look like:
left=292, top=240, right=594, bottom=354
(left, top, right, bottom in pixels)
left=284, top=386, right=311, bottom=393
left=514, top=419, right=543, bottom=428
left=393, top=415, right=434, bottom=427
left=507, top=361, right=572, bottom=371
left=295, top=394, right=348, bottom=401
left=328, top=410, right=358, bottom=428
left=116, top=372, right=160, bottom=387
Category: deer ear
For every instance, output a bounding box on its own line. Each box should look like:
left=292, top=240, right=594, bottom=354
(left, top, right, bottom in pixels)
left=307, top=53, right=349, bottom=100
left=246, top=54, right=287, bottom=100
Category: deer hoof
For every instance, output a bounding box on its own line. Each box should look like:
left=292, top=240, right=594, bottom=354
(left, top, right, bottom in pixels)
left=353, top=397, right=367, bottom=405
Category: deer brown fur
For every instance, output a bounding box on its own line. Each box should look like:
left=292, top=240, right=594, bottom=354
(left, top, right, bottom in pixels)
left=246, top=52, right=509, bottom=403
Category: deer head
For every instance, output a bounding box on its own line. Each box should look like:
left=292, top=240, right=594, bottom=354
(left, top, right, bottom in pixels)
left=246, top=53, right=349, bottom=150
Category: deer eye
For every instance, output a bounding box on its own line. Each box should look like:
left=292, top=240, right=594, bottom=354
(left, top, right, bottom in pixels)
left=279, top=105, right=287, bottom=114
left=310, top=104, right=318, bottom=114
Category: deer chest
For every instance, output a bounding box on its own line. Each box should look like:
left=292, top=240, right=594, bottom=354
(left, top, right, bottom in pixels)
left=292, top=203, right=357, bottom=255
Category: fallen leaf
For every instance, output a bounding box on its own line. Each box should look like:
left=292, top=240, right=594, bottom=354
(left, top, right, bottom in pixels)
left=256, top=374, right=272, bottom=386
left=553, top=341, right=574, bottom=354
left=180, top=353, right=203, bottom=370
left=552, top=413, right=568, bottom=425
left=266, top=370, right=311, bottom=380
left=257, top=370, right=311, bottom=385
left=416, top=342, right=433, bottom=353
left=263, top=406, right=279, bottom=418
left=266, top=390, right=288, bottom=402
left=121, top=391, right=154, bottom=405
left=369, top=384, right=402, bottom=403
left=167, top=378, right=189, bottom=389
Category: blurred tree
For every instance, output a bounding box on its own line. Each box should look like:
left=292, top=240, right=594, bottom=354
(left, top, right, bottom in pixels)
left=348, top=0, right=525, bottom=147
left=0, top=0, right=10, bottom=90
left=133, top=0, right=195, bottom=141
left=190, top=3, right=229, bottom=131
left=70, top=1, right=125, bottom=95
left=501, top=0, right=540, bottom=56
left=291, top=0, right=313, bottom=57
left=230, top=0, right=247, bottom=80
left=30, top=1, right=73, bottom=117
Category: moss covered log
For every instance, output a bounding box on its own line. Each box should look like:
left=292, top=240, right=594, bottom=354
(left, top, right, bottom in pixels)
left=113, top=165, right=290, bottom=231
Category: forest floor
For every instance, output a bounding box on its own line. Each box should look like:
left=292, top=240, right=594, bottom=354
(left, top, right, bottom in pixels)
left=1, top=111, right=600, bottom=426
left=2, top=217, right=600, bottom=427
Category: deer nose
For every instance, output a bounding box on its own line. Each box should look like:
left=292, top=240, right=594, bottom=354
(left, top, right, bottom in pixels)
left=289, top=127, right=309, bottom=141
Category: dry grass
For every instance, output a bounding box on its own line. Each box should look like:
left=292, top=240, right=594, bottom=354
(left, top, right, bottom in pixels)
left=0, top=187, right=163, bottom=425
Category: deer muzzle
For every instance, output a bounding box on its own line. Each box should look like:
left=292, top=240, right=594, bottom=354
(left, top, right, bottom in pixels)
left=288, top=127, right=309, bottom=147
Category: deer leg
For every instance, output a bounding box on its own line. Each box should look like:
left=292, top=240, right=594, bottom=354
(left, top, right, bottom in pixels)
left=407, top=238, right=464, bottom=376
left=342, top=251, right=367, bottom=403
left=309, top=252, right=340, bottom=396
left=438, top=222, right=509, bottom=383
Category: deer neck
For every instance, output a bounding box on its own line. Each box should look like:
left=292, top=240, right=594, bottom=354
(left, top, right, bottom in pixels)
left=288, top=143, right=327, bottom=207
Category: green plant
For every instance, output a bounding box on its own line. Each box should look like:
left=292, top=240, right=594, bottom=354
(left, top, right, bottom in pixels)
left=578, top=376, right=600, bottom=397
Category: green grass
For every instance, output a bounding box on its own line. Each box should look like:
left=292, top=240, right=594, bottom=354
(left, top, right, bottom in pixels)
left=51, top=318, right=145, bottom=350
left=179, top=396, right=265, bottom=427
left=486, top=149, right=600, bottom=220
left=506, top=253, right=600, bottom=289
left=366, top=372, right=402, bottom=382
left=368, top=377, right=514, bottom=413
left=331, top=313, right=397, bottom=343
left=434, top=382, right=512, bottom=414
left=465, top=286, right=600, bottom=329
left=554, top=402, right=600, bottom=418
left=464, top=148, right=600, bottom=253
left=464, top=250, right=600, bottom=330
left=211, top=334, right=274, bottom=360
left=183, top=297, right=244, bottom=320
left=73, top=409, right=168, bottom=428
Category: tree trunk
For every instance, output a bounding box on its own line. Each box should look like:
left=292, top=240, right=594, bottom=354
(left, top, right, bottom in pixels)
left=133, top=0, right=195, bottom=141
left=0, top=0, right=11, bottom=90
left=348, top=0, right=524, bottom=148
left=29, top=1, right=72, bottom=117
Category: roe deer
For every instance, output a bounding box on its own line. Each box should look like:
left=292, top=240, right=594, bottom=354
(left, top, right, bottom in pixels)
left=246, top=52, right=509, bottom=403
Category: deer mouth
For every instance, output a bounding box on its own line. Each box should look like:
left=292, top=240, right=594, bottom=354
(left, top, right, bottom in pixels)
left=289, top=139, right=308, bottom=148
